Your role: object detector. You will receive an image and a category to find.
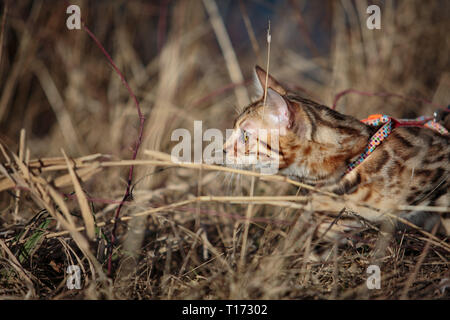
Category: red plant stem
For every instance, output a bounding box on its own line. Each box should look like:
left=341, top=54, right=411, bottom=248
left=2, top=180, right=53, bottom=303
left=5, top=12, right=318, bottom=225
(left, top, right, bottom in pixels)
left=11, top=186, right=294, bottom=226
left=63, top=192, right=294, bottom=226
left=393, top=118, right=432, bottom=128
left=82, top=25, right=145, bottom=276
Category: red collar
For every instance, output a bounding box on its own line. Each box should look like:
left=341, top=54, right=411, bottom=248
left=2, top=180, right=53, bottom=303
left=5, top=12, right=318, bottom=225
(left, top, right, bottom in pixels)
left=346, top=114, right=448, bottom=173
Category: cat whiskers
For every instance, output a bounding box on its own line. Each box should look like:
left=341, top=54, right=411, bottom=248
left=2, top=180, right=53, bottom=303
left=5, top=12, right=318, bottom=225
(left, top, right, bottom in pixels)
left=227, top=172, right=235, bottom=195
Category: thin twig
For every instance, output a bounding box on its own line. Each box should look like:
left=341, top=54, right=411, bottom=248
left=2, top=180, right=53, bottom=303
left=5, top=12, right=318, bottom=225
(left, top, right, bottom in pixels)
left=239, top=169, right=256, bottom=270
left=202, top=0, right=249, bottom=107
left=82, top=22, right=145, bottom=276
left=400, top=223, right=439, bottom=299
left=262, top=20, right=271, bottom=110
left=238, top=0, right=260, bottom=60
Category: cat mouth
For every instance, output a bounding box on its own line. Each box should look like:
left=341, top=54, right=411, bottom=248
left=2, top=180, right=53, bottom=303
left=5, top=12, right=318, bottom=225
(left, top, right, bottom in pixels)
left=223, top=156, right=280, bottom=174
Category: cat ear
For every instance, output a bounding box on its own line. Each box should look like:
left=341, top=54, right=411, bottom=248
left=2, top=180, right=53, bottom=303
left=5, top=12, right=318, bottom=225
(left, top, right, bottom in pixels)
left=253, top=65, right=287, bottom=98
left=265, top=88, right=291, bottom=128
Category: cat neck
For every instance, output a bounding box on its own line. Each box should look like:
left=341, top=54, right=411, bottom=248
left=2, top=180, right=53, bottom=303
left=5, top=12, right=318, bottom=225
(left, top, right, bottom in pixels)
left=281, top=95, right=373, bottom=185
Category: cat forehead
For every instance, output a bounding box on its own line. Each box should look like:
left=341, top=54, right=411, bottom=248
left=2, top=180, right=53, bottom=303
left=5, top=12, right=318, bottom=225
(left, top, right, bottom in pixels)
left=234, top=116, right=257, bottom=130
left=234, top=102, right=263, bottom=128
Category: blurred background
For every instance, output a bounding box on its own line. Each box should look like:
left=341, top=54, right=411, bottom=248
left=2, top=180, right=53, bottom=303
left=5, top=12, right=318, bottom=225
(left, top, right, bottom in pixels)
left=0, top=0, right=449, bottom=299
left=1, top=0, right=449, bottom=159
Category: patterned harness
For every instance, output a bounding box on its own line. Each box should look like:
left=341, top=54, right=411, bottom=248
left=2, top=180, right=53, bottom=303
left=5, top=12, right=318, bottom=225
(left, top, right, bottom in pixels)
left=346, top=110, right=449, bottom=173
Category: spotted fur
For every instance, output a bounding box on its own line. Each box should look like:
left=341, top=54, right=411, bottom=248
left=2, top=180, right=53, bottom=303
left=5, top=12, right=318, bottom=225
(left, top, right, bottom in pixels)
left=224, top=66, right=450, bottom=236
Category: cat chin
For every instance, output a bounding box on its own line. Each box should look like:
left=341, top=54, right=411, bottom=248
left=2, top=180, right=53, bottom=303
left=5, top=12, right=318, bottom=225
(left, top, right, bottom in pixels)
left=224, top=161, right=280, bottom=173
left=280, top=165, right=309, bottom=180
left=224, top=162, right=250, bottom=170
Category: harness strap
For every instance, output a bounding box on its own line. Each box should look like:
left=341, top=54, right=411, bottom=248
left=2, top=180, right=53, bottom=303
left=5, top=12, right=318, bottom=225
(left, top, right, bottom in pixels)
left=346, top=112, right=449, bottom=174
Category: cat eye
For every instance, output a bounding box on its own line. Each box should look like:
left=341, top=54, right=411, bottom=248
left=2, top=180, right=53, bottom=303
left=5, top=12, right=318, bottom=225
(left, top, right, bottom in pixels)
left=241, top=130, right=250, bottom=143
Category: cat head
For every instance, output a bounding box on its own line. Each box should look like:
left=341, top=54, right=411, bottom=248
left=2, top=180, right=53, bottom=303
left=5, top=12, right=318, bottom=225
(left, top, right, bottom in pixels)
left=222, top=66, right=371, bottom=178
left=222, top=66, right=299, bottom=172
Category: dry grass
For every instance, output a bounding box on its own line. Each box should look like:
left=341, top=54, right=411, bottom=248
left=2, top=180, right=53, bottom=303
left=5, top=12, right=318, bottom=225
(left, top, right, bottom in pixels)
left=0, top=0, right=449, bottom=300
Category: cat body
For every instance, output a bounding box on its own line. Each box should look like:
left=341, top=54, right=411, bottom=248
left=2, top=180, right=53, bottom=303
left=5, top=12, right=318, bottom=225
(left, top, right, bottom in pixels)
left=223, top=66, right=450, bottom=235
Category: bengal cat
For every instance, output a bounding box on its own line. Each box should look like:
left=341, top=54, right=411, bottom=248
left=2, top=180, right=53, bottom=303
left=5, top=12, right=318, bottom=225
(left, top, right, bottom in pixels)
left=223, top=66, right=450, bottom=238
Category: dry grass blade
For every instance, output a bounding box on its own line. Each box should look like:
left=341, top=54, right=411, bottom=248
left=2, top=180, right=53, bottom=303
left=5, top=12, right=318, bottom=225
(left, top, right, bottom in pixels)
left=44, top=198, right=197, bottom=239
left=0, top=3, right=37, bottom=121
left=32, top=61, right=85, bottom=155
left=53, top=166, right=102, bottom=189
left=42, top=195, right=306, bottom=240
left=400, top=223, right=441, bottom=300
left=202, top=0, right=249, bottom=107
left=4, top=147, right=103, bottom=277
left=3, top=149, right=448, bottom=248
left=239, top=172, right=256, bottom=270
left=0, top=164, right=102, bottom=193
left=238, top=0, right=260, bottom=60
left=0, top=1, right=8, bottom=67
left=143, top=149, right=340, bottom=198
left=47, top=187, right=76, bottom=228
left=61, top=149, right=96, bottom=240
left=0, top=239, right=36, bottom=297
left=1, top=1, right=449, bottom=299
left=13, top=129, right=27, bottom=223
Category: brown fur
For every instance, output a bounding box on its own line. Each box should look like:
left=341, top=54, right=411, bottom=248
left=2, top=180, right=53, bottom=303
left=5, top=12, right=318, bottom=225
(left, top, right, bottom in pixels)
left=224, top=67, right=450, bottom=236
